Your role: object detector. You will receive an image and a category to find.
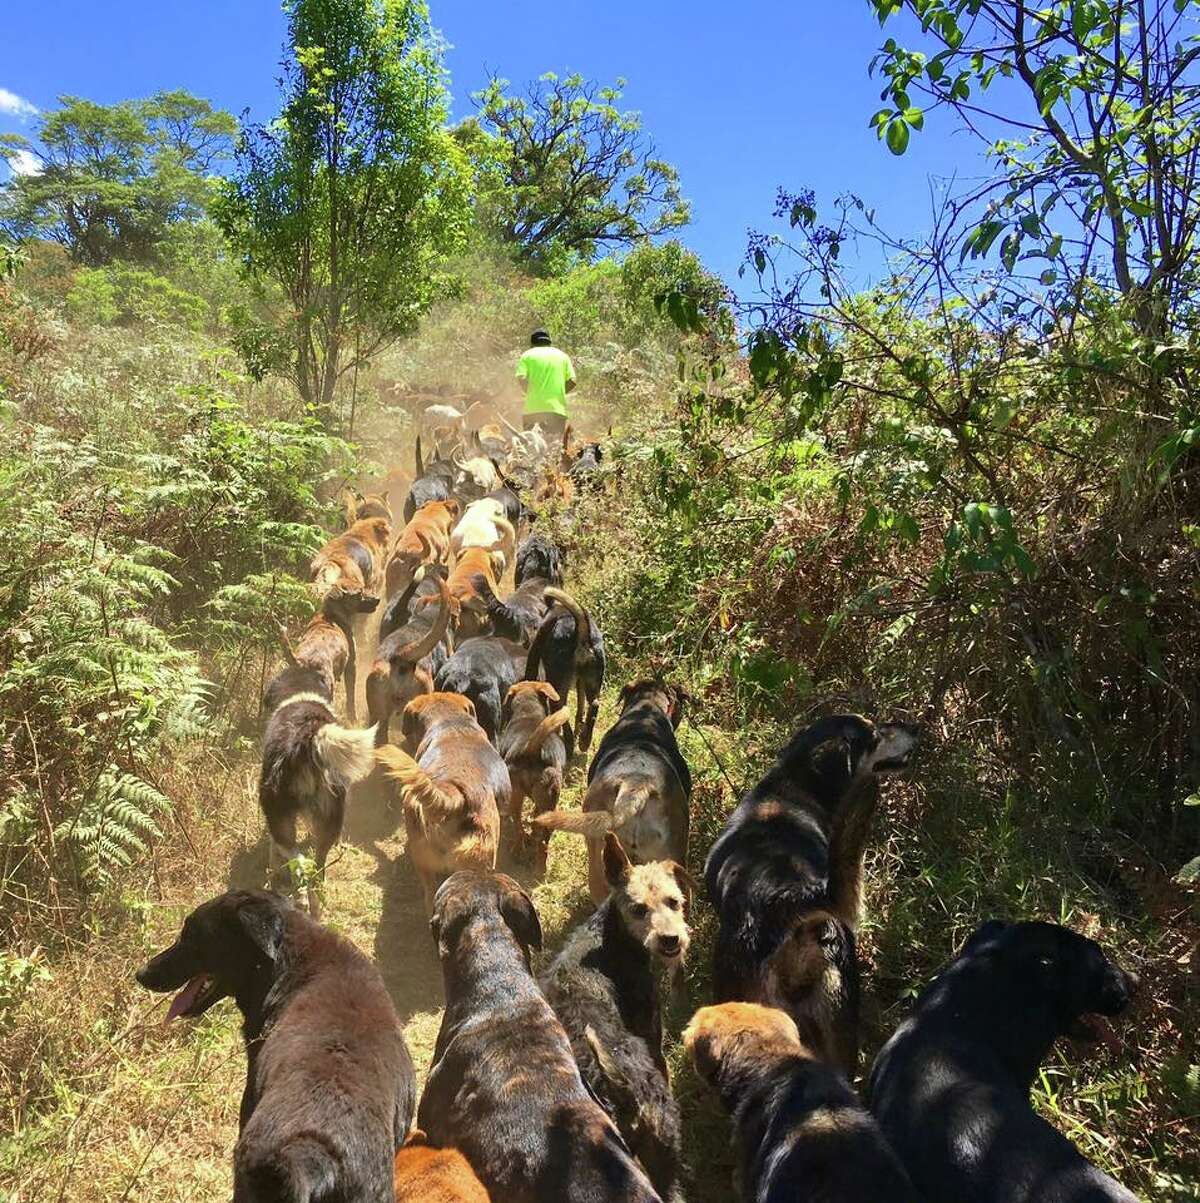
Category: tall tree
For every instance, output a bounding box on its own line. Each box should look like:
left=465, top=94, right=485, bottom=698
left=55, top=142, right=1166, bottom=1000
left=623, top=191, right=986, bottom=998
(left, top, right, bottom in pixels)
left=865, top=0, right=1200, bottom=339
left=0, top=92, right=236, bottom=266
left=463, top=72, right=689, bottom=272
left=218, top=0, right=469, bottom=420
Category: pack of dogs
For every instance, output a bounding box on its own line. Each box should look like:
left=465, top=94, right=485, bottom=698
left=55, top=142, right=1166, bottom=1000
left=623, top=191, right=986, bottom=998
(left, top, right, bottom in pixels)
left=139, top=419, right=1143, bottom=1202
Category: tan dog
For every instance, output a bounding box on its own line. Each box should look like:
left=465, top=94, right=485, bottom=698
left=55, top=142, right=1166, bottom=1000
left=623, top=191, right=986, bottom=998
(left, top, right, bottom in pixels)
left=393, top=1131, right=491, bottom=1203
left=274, top=588, right=377, bottom=721
left=365, top=578, right=452, bottom=747
left=450, top=498, right=516, bottom=566
left=445, top=545, right=506, bottom=640
left=311, top=491, right=393, bottom=602
left=375, top=692, right=509, bottom=912
left=385, top=498, right=460, bottom=599
left=497, top=681, right=571, bottom=867
left=344, top=489, right=392, bottom=524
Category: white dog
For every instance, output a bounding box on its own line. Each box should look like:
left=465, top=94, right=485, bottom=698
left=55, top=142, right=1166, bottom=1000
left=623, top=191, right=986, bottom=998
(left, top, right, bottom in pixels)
left=451, top=498, right=516, bottom=569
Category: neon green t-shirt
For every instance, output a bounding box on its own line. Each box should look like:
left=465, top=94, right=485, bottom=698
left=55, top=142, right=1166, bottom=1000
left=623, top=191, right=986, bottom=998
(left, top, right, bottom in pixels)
left=516, top=345, right=576, bottom=417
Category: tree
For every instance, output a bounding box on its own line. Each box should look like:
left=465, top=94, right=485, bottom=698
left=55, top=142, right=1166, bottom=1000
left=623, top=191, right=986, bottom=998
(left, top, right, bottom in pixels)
left=0, top=92, right=236, bottom=266
left=464, top=72, right=690, bottom=272
left=865, top=0, right=1200, bottom=339
left=218, top=0, right=469, bottom=420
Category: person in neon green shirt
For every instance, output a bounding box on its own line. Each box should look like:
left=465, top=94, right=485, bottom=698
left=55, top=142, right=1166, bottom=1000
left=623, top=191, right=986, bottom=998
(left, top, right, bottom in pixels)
left=515, top=328, right=576, bottom=437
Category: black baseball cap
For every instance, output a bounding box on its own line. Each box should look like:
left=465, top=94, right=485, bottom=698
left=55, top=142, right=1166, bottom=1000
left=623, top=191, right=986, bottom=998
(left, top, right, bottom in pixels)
left=530, top=329, right=552, bottom=345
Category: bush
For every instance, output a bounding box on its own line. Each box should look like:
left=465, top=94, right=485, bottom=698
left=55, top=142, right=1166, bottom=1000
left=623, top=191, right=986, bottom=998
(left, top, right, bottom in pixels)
left=67, top=264, right=208, bottom=330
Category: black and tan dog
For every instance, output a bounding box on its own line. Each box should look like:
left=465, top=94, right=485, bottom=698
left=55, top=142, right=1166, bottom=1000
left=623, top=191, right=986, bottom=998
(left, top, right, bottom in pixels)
left=403, top=436, right=456, bottom=523
left=365, top=576, right=453, bottom=747
left=259, top=682, right=377, bottom=917
left=419, top=872, right=661, bottom=1203
left=271, top=587, right=378, bottom=721
left=536, top=680, right=691, bottom=904
left=472, top=532, right=565, bottom=646
left=137, top=890, right=415, bottom=1203
left=869, top=920, right=1139, bottom=1203
left=375, top=693, right=508, bottom=913
left=704, top=714, right=918, bottom=1072
left=525, top=586, right=606, bottom=750
left=497, top=680, right=572, bottom=867
left=434, top=635, right=528, bottom=744
left=541, top=834, right=691, bottom=1201
left=685, top=1002, right=917, bottom=1203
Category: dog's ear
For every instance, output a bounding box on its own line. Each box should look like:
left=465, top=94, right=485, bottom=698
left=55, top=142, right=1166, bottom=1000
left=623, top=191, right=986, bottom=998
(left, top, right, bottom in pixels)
left=237, top=896, right=286, bottom=963
left=603, top=832, right=632, bottom=890
left=618, top=682, right=637, bottom=711
left=445, top=498, right=461, bottom=517
left=429, top=888, right=473, bottom=959
left=500, top=686, right=517, bottom=727
left=669, top=861, right=699, bottom=914
left=458, top=694, right=477, bottom=721
left=490, top=551, right=506, bottom=578
left=499, top=879, right=542, bottom=952
left=961, top=919, right=1013, bottom=957
left=401, top=699, right=424, bottom=748
left=342, top=488, right=359, bottom=527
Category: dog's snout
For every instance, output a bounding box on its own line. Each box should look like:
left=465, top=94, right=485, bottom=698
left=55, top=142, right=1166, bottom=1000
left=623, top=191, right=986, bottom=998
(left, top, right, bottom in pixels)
left=657, top=933, right=681, bottom=956
left=1102, top=966, right=1137, bottom=1013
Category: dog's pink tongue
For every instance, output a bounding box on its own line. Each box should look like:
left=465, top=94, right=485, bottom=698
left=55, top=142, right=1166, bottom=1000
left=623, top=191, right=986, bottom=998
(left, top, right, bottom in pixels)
left=166, top=976, right=207, bottom=1021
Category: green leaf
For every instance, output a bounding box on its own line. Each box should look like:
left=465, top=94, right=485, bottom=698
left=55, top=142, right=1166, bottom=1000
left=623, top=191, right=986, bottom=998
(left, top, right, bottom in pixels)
left=886, top=118, right=910, bottom=156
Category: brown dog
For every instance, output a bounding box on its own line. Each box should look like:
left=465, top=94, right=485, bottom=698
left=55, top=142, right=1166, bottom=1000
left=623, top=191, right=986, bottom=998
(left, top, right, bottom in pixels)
left=497, top=681, right=572, bottom=867
left=375, top=692, right=509, bottom=912
left=366, top=577, right=453, bottom=747
left=311, top=497, right=393, bottom=603
left=420, top=872, right=660, bottom=1203
left=446, top=546, right=506, bottom=640
left=393, top=1131, right=491, bottom=1203
left=276, top=588, right=377, bottom=721
left=385, top=499, right=460, bottom=599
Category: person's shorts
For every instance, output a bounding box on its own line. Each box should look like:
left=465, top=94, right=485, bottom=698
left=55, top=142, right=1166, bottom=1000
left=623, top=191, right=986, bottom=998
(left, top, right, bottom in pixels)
left=523, top=412, right=568, bottom=438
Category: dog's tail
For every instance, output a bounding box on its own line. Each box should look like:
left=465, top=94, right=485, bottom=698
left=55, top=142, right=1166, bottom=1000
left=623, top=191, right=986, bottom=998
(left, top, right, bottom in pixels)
left=543, top=587, right=592, bottom=656
left=313, top=721, right=377, bottom=787
left=498, top=412, right=523, bottom=437
left=415, top=433, right=425, bottom=478
left=392, top=577, right=451, bottom=665
left=277, top=624, right=299, bottom=668
left=532, top=807, right=613, bottom=839
left=491, top=515, right=517, bottom=564
left=237, top=1135, right=337, bottom=1202
left=521, top=707, right=571, bottom=756
left=610, top=781, right=653, bottom=829
left=375, top=744, right=457, bottom=831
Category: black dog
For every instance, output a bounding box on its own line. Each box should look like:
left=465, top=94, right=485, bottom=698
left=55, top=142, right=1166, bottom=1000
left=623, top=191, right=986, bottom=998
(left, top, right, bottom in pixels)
left=434, top=635, right=527, bottom=744
left=379, top=561, right=449, bottom=644
left=525, top=586, right=606, bottom=751
left=403, top=436, right=455, bottom=522
left=137, top=890, right=415, bottom=1203
left=472, top=533, right=565, bottom=646
left=869, top=920, right=1139, bottom=1203
left=686, top=1002, right=917, bottom=1203
left=704, top=715, right=918, bottom=1071
left=419, top=872, right=660, bottom=1203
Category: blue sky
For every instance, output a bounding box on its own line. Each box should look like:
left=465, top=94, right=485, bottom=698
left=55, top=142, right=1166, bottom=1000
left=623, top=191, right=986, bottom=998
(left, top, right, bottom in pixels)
left=0, top=1, right=986, bottom=290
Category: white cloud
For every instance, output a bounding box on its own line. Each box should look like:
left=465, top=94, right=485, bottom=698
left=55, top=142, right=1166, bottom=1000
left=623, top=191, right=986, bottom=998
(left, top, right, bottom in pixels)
left=0, top=87, right=38, bottom=120
left=7, top=148, right=42, bottom=176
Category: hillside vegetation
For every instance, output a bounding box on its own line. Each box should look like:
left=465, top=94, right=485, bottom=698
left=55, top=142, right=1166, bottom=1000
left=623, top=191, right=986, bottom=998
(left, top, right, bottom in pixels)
left=3, top=1, right=1200, bottom=1200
